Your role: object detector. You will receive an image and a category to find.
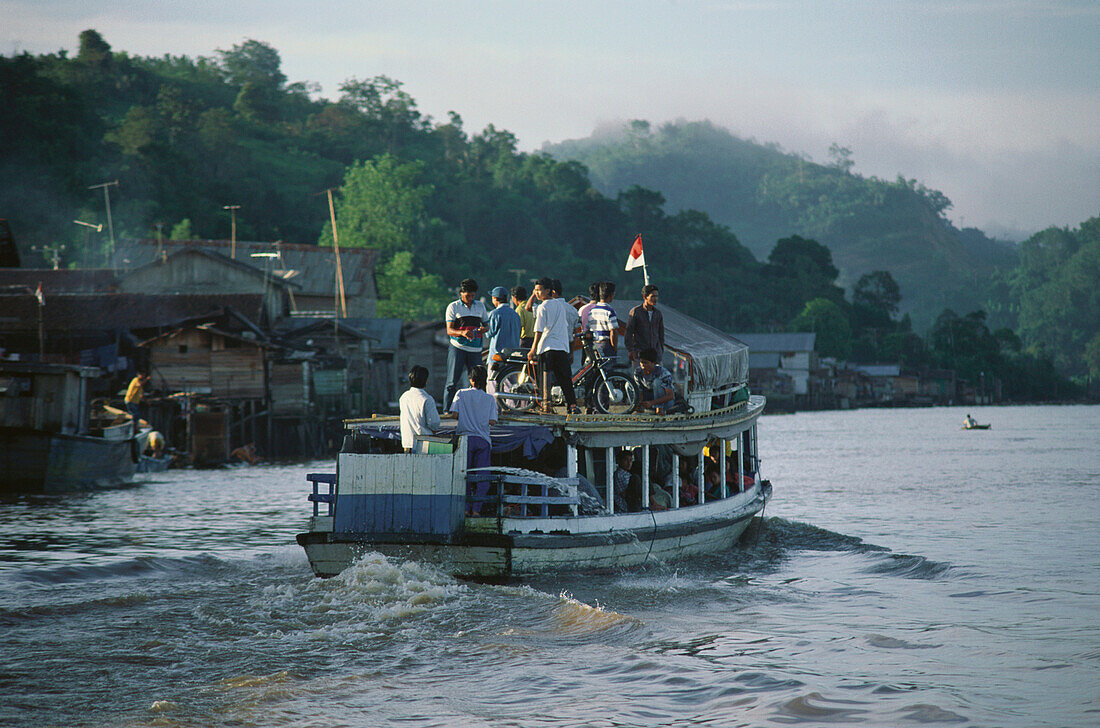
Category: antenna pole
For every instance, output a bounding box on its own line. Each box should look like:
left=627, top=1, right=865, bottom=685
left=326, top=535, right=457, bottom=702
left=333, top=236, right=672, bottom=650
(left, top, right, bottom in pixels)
left=325, top=189, right=348, bottom=318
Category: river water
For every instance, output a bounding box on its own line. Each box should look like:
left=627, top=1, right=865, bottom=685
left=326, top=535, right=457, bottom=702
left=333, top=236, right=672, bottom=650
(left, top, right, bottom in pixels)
left=1, top=405, right=1097, bottom=727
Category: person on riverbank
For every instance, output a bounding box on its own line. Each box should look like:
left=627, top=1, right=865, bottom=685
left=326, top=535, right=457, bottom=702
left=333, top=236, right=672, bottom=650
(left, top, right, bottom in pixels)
left=124, top=372, right=150, bottom=426
left=444, top=278, right=488, bottom=411
left=625, top=283, right=664, bottom=364
left=399, top=365, right=441, bottom=453
left=443, top=365, right=498, bottom=514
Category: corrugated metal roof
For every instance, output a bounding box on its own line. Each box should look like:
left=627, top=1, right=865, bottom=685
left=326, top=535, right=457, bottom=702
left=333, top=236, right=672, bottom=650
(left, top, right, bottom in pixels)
left=852, top=364, right=901, bottom=377
left=731, top=332, right=817, bottom=352
left=112, top=238, right=377, bottom=298
left=748, top=351, right=782, bottom=369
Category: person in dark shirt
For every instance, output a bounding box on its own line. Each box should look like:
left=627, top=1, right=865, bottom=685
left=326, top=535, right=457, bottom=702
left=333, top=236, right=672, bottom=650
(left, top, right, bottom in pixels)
left=625, top=284, right=664, bottom=364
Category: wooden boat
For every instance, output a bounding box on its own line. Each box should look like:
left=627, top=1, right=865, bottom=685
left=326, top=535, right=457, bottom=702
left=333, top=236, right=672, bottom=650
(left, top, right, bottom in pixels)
left=0, top=363, right=141, bottom=492
left=297, top=318, right=770, bottom=580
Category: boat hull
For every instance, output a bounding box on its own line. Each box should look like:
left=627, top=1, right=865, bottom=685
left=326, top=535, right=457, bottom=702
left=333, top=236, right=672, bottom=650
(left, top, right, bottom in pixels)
left=297, top=485, right=768, bottom=580
left=0, top=426, right=138, bottom=492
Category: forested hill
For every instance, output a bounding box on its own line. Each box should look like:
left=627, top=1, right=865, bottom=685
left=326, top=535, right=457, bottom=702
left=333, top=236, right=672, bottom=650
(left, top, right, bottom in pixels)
left=544, top=120, right=1017, bottom=328
left=1, top=32, right=1093, bottom=392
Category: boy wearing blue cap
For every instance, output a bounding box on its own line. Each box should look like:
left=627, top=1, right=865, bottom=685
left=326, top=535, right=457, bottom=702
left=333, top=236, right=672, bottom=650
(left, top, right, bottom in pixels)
left=485, top=286, right=521, bottom=390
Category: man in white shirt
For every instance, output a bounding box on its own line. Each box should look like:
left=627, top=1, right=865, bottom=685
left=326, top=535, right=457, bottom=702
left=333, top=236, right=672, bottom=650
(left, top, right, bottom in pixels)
left=399, top=365, right=441, bottom=453
left=527, top=277, right=580, bottom=414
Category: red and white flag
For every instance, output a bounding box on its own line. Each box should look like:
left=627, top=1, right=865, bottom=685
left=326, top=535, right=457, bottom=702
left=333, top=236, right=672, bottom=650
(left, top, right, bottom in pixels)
left=35, top=282, right=45, bottom=307
left=625, top=234, right=645, bottom=271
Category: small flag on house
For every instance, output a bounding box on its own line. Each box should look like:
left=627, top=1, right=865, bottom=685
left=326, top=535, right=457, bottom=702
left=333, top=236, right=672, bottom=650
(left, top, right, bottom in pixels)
left=625, top=234, right=645, bottom=271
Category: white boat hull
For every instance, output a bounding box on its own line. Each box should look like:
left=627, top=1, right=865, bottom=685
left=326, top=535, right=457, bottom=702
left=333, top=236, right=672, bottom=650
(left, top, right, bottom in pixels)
left=298, top=484, right=768, bottom=580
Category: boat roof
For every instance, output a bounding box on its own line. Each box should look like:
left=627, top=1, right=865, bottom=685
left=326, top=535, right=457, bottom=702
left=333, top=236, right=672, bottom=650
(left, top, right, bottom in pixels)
left=610, top=300, right=748, bottom=391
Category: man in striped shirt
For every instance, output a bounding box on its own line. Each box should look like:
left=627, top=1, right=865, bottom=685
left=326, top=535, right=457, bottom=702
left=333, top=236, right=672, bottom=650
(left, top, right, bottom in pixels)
left=585, top=281, right=619, bottom=358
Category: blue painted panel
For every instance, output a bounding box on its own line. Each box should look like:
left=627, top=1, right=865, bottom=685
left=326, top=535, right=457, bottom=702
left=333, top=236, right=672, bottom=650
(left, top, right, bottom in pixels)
left=334, top=494, right=465, bottom=535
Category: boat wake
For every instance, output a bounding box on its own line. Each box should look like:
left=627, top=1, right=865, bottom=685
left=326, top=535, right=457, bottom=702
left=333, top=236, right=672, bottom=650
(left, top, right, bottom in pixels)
left=748, top=517, right=957, bottom=580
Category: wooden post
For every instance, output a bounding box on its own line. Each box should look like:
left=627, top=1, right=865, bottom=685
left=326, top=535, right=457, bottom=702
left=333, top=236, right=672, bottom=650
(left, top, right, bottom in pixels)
left=671, top=453, right=680, bottom=508
left=605, top=447, right=615, bottom=515
left=698, top=453, right=706, bottom=505
left=641, top=445, right=650, bottom=510
left=566, top=444, right=578, bottom=478
left=719, top=443, right=727, bottom=499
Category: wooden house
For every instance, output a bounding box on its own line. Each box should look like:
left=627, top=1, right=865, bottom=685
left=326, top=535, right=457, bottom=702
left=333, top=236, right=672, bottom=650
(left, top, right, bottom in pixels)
left=118, top=248, right=294, bottom=326
left=112, top=238, right=378, bottom=318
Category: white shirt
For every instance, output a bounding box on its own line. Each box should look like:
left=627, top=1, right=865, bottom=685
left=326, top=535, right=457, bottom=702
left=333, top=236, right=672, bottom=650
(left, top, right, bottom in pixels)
left=449, top=387, right=498, bottom=443
left=533, top=297, right=579, bottom=355
left=399, top=387, right=441, bottom=450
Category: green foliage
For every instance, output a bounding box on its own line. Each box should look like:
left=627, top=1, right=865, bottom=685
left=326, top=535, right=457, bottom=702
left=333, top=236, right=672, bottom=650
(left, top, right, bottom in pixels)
left=169, top=219, right=193, bottom=240
left=790, top=298, right=851, bottom=359
left=323, top=155, right=434, bottom=258
left=1011, top=217, right=1100, bottom=378
left=375, top=251, right=451, bottom=320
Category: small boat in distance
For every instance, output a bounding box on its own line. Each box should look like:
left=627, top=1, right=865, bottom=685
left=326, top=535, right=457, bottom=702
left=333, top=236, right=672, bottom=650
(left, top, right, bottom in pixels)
left=962, top=413, right=991, bottom=430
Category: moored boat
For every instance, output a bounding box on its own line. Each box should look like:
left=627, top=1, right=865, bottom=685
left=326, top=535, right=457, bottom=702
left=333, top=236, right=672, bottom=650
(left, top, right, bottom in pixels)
left=297, top=320, right=770, bottom=580
left=0, top=363, right=143, bottom=492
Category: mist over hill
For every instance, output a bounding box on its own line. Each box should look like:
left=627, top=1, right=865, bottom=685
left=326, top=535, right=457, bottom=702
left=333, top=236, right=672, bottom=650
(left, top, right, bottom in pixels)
left=544, top=120, right=1018, bottom=329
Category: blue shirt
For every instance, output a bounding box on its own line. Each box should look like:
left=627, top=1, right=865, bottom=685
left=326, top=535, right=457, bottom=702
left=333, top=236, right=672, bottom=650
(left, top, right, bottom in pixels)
left=485, top=303, right=521, bottom=365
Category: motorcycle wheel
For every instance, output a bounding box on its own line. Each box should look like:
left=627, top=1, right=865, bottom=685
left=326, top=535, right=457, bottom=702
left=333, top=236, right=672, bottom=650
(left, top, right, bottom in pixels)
left=594, top=375, right=638, bottom=415
left=497, top=368, right=538, bottom=413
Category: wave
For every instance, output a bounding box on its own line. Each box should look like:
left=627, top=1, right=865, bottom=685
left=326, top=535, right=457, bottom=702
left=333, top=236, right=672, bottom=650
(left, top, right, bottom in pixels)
left=7, top=553, right=233, bottom=586
left=737, top=518, right=956, bottom=581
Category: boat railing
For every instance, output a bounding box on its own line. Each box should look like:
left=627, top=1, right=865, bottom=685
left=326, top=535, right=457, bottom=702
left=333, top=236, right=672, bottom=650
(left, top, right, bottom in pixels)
left=307, top=472, right=336, bottom=517
left=466, top=467, right=580, bottom=519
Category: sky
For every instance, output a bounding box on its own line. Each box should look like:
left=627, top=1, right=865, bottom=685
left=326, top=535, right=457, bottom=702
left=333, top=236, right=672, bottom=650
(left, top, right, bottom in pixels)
left=3, top=0, right=1098, bottom=239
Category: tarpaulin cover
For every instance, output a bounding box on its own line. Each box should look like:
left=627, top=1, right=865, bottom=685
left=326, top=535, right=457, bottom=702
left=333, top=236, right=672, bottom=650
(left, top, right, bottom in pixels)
left=611, top=300, right=748, bottom=391
left=352, top=422, right=554, bottom=460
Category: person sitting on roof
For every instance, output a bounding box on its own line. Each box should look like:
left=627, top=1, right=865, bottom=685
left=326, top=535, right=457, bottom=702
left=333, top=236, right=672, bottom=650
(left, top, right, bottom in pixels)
left=634, top=348, right=675, bottom=414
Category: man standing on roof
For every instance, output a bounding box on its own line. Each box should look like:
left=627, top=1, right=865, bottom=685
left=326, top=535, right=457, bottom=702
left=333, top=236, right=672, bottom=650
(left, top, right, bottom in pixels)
left=585, top=281, right=619, bottom=358
left=527, top=277, right=580, bottom=415
left=444, top=278, right=488, bottom=412
left=512, top=285, right=536, bottom=348
left=625, top=283, right=664, bottom=364
left=485, top=286, right=521, bottom=390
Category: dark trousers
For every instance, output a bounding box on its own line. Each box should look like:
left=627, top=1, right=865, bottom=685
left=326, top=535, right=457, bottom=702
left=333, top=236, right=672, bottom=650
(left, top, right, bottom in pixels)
left=444, top=347, right=482, bottom=412
left=467, top=435, right=492, bottom=515
left=538, top=349, right=576, bottom=408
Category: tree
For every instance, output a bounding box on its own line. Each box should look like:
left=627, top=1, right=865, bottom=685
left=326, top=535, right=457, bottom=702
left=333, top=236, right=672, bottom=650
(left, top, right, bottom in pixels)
left=375, top=251, right=451, bottom=320
left=853, top=270, right=901, bottom=318
left=827, top=142, right=854, bottom=174
left=217, top=39, right=285, bottom=90
left=322, top=154, right=435, bottom=259
left=790, top=297, right=851, bottom=359
left=77, top=29, right=112, bottom=68
left=170, top=219, right=194, bottom=240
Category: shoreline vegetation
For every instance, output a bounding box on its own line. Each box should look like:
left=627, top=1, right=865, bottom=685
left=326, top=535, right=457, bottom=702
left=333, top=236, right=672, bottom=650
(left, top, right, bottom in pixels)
left=1, top=31, right=1096, bottom=403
